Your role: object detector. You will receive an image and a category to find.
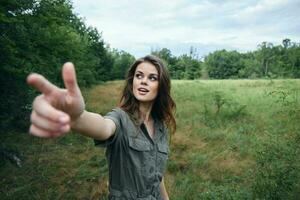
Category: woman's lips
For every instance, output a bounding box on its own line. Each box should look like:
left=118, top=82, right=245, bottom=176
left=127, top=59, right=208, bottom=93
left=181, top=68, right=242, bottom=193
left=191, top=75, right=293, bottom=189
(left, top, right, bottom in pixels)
left=138, top=88, right=149, bottom=92
left=137, top=87, right=149, bottom=95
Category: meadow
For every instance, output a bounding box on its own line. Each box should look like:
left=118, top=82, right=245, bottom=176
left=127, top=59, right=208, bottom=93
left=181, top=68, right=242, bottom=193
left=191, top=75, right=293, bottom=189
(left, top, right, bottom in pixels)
left=1, top=79, right=300, bottom=199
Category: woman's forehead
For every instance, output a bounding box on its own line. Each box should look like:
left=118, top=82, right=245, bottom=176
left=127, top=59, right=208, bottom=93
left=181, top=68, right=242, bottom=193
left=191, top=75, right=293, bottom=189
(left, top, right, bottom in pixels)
left=135, top=62, right=158, bottom=75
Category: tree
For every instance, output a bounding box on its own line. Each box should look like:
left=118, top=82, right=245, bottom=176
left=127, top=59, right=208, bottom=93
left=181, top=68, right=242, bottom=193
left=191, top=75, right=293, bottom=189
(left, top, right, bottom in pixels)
left=238, top=52, right=261, bottom=78
left=174, top=54, right=202, bottom=79
left=282, top=38, right=291, bottom=49
left=151, top=47, right=202, bottom=79
left=151, top=48, right=178, bottom=77
left=0, top=0, right=114, bottom=132
left=256, top=42, right=275, bottom=76
left=205, top=50, right=243, bottom=79
left=288, top=42, right=300, bottom=78
left=110, top=50, right=135, bottom=80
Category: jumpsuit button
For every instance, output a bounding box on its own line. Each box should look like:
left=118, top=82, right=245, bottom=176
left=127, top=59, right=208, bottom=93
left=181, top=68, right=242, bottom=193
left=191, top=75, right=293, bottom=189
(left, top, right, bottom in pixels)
left=149, top=166, right=154, bottom=174
left=151, top=151, right=155, bottom=156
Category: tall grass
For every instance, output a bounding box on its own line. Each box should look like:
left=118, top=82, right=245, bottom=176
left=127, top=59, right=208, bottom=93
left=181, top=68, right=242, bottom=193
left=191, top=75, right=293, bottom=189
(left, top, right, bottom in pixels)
left=1, top=79, right=300, bottom=199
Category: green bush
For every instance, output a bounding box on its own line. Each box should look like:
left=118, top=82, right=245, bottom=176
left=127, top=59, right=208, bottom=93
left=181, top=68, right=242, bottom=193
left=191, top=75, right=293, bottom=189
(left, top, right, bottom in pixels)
left=202, top=91, right=247, bottom=127
left=252, top=135, right=300, bottom=199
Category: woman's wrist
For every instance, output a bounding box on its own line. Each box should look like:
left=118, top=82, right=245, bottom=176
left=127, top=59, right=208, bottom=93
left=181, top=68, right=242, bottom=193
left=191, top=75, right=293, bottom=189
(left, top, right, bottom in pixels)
left=70, top=110, right=87, bottom=131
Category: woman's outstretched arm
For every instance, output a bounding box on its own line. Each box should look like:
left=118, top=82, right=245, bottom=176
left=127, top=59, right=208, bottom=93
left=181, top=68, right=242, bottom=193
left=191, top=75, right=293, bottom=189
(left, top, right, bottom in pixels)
left=71, top=110, right=116, bottom=140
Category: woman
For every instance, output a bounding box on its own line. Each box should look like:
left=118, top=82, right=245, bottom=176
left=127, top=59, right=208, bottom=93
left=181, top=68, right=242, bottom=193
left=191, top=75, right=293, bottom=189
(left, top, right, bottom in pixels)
left=27, top=55, right=176, bottom=200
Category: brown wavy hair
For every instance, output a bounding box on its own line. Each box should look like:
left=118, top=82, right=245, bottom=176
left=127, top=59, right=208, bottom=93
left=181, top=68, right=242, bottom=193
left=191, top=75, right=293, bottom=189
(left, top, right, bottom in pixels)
left=119, top=55, right=176, bottom=134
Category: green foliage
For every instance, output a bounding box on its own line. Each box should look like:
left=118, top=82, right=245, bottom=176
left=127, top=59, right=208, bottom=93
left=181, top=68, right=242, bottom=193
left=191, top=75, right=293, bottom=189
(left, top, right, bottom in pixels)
left=252, top=135, right=300, bottom=199
left=205, top=50, right=243, bottom=79
left=177, top=54, right=202, bottom=79
left=265, top=87, right=300, bottom=119
left=203, top=39, right=300, bottom=79
left=152, top=48, right=177, bottom=67
left=110, top=50, right=135, bottom=80
left=197, top=185, right=252, bottom=200
left=202, top=90, right=247, bottom=127
left=238, top=53, right=261, bottom=78
left=0, top=0, right=134, bottom=132
left=0, top=68, right=31, bottom=131
left=152, top=48, right=202, bottom=80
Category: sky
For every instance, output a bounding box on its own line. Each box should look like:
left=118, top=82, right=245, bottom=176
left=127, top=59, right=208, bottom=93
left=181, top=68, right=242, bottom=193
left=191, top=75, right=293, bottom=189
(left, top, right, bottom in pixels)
left=72, top=0, right=300, bottom=58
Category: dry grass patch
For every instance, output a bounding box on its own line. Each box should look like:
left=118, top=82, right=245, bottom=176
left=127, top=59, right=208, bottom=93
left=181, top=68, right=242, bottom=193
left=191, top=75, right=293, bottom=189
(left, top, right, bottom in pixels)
left=84, top=81, right=123, bottom=113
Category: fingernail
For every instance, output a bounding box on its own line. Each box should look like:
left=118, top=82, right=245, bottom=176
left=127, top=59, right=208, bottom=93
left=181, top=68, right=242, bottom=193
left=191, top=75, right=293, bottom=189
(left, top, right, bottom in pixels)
left=59, top=115, right=69, bottom=123
left=60, top=125, right=70, bottom=132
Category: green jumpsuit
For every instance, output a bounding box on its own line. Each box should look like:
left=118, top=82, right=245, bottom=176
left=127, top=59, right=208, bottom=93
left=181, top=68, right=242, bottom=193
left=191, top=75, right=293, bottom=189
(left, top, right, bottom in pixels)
left=95, top=108, right=169, bottom=200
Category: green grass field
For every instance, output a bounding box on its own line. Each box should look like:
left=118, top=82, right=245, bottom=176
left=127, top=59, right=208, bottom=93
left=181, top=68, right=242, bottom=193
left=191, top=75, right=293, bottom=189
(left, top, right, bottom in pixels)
left=1, top=79, right=300, bottom=199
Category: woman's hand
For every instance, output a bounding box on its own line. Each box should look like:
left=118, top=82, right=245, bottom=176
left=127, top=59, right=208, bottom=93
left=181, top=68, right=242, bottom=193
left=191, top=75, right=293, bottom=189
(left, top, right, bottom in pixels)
left=27, top=62, right=85, bottom=138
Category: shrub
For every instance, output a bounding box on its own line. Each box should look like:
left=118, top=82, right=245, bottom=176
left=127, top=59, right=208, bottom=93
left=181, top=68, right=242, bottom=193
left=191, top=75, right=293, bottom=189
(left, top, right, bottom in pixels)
left=202, top=91, right=247, bottom=127
left=252, top=135, right=300, bottom=199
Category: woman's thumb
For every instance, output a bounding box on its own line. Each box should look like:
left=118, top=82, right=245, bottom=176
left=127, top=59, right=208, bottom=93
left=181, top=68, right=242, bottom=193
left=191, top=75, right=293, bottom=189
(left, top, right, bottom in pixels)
left=62, top=62, right=80, bottom=95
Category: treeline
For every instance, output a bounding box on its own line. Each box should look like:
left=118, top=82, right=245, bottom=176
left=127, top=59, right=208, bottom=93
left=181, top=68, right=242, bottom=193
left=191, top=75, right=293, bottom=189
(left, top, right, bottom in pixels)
left=152, top=39, right=300, bottom=80
left=0, top=0, right=135, bottom=132
left=152, top=47, right=202, bottom=79
left=206, top=40, right=300, bottom=79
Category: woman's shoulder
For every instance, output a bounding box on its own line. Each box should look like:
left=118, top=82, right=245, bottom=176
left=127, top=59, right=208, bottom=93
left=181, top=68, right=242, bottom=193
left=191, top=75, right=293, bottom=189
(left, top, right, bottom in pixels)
left=106, top=107, right=134, bottom=124
left=107, top=107, right=126, bottom=115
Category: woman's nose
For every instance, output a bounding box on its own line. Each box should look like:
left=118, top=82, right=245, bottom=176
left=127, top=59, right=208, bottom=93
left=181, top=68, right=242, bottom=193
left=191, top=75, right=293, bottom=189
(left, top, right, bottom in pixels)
left=141, top=77, right=148, bottom=85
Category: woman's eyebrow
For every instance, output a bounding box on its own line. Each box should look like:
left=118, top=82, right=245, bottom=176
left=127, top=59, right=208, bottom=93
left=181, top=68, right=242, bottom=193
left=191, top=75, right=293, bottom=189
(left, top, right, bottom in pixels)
left=136, top=71, right=158, bottom=76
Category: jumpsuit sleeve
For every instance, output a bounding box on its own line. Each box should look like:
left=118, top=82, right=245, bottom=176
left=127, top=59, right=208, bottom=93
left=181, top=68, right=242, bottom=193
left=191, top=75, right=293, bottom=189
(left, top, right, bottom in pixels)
left=94, top=108, right=122, bottom=148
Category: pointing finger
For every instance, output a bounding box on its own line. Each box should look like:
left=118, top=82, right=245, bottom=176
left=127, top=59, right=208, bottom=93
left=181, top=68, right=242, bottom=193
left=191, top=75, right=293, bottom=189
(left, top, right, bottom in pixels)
left=27, top=73, right=59, bottom=95
left=62, top=62, right=80, bottom=95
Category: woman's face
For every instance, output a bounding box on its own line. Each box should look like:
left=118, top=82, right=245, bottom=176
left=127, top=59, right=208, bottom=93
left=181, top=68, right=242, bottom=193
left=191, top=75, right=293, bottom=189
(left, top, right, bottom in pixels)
left=133, top=62, right=159, bottom=103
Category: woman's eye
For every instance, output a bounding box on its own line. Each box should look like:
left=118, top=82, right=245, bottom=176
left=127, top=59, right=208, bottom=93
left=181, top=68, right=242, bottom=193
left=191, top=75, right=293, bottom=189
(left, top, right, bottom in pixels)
left=149, top=76, right=158, bottom=81
left=135, top=74, right=143, bottom=79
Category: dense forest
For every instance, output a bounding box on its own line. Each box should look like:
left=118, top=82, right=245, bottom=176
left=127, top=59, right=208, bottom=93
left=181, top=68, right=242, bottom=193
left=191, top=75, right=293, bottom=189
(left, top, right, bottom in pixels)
left=0, top=0, right=300, bottom=132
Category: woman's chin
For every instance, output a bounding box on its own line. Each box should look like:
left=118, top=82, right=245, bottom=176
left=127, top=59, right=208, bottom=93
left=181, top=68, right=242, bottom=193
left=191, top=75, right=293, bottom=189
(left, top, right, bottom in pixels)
left=135, top=95, right=155, bottom=103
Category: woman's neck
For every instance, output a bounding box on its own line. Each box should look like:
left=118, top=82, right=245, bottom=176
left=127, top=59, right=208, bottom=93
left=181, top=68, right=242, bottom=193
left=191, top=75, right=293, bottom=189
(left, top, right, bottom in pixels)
left=139, top=102, right=153, bottom=123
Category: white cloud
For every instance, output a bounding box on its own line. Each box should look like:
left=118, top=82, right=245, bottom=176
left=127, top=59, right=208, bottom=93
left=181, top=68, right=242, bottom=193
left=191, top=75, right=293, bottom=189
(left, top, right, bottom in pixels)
left=72, top=0, right=300, bottom=58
